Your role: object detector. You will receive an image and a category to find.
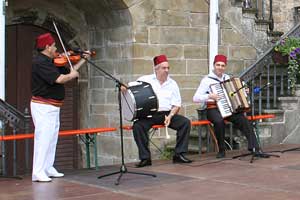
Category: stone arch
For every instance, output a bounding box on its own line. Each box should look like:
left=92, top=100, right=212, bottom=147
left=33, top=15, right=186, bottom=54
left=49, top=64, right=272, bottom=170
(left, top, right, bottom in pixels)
left=7, top=0, right=134, bottom=121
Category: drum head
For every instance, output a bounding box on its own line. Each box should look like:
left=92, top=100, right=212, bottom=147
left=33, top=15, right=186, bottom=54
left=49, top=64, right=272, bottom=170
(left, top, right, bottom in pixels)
left=121, top=81, right=158, bottom=121
left=121, top=88, right=136, bottom=121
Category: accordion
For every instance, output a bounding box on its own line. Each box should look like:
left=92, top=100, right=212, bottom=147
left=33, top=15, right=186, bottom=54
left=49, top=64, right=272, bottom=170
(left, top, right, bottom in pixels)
left=210, top=77, right=250, bottom=118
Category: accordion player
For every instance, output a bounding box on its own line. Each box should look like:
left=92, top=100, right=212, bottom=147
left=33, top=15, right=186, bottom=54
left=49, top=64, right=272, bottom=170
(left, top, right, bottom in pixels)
left=210, top=77, right=250, bottom=118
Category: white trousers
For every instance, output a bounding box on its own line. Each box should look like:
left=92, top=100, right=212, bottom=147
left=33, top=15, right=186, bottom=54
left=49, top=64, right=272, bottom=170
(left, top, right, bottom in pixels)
left=31, top=102, right=60, bottom=180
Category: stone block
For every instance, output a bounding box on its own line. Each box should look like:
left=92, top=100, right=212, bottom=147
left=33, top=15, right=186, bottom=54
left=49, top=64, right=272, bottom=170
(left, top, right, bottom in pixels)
left=104, top=45, right=122, bottom=59
left=187, top=60, right=209, bottom=75
left=114, top=60, right=134, bottom=75
left=168, top=60, right=186, bottom=74
left=89, top=30, right=104, bottom=47
left=104, top=26, right=133, bottom=44
left=278, top=97, right=299, bottom=110
left=154, top=0, right=208, bottom=12
left=218, top=46, right=229, bottom=57
left=153, top=10, right=188, bottom=26
left=220, top=18, right=233, bottom=29
left=132, top=59, right=154, bottom=74
left=160, top=45, right=184, bottom=58
left=90, top=89, right=105, bottom=104
left=120, top=44, right=133, bottom=59
left=173, top=75, right=201, bottom=88
left=90, top=104, right=118, bottom=115
left=133, top=26, right=148, bottom=43
left=123, top=0, right=141, bottom=7
left=133, top=44, right=160, bottom=58
left=78, top=63, right=89, bottom=79
left=229, top=46, right=257, bottom=60
left=78, top=80, right=90, bottom=128
left=180, top=88, right=196, bottom=104
left=222, top=29, right=250, bottom=45
left=89, top=114, right=112, bottom=127
left=129, top=0, right=155, bottom=25
left=122, top=137, right=139, bottom=160
left=90, top=77, right=104, bottom=89
left=106, top=89, right=118, bottom=104
left=183, top=104, right=201, bottom=119
left=90, top=61, right=114, bottom=77
left=150, top=27, right=208, bottom=45
left=97, top=135, right=122, bottom=157
left=190, top=13, right=209, bottom=27
left=226, top=60, right=245, bottom=75
left=184, top=45, right=208, bottom=59
left=103, top=76, right=119, bottom=88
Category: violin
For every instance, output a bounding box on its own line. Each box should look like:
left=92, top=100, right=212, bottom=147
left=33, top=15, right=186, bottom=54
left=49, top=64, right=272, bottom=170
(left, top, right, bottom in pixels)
left=54, top=50, right=96, bottom=67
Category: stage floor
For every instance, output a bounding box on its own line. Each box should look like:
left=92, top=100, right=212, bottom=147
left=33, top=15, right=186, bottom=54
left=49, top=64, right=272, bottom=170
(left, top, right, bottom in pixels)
left=1, top=144, right=300, bottom=200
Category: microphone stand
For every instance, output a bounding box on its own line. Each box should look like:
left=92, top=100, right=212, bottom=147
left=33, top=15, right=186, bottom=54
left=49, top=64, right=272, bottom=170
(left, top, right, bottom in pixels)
left=229, top=83, right=248, bottom=97
left=232, top=80, right=279, bottom=163
left=83, top=58, right=156, bottom=185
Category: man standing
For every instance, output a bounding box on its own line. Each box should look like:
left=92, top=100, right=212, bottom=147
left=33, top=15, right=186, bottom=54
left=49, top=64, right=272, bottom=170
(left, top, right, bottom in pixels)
left=193, top=54, right=260, bottom=158
left=31, top=33, right=88, bottom=182
left=126, top=54, right=192, bottom=167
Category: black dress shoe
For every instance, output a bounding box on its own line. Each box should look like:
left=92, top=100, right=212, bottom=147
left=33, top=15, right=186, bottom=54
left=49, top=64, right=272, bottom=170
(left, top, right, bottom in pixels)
left=253, top=151, right=270, bottom=158
left=216, top=151, right=225, bottom=159
left=135, top=159, right=152, bottom=168
left=173, top=153, right=192, bottom=163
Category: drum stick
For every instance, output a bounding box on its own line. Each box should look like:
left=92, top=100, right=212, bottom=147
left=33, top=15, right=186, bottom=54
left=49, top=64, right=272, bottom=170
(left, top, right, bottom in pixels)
left=165, top=125, right=170, bottom=139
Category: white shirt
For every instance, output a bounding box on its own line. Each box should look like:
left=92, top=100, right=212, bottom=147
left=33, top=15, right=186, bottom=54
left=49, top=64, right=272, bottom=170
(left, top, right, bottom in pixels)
left=137, top=74, right=181, bottom=111
left=193, top=72, right=230, bottom=103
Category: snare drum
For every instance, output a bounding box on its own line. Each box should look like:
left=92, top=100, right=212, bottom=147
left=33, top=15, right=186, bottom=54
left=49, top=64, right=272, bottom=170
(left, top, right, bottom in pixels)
left=121, top=81, right=158, bottom=121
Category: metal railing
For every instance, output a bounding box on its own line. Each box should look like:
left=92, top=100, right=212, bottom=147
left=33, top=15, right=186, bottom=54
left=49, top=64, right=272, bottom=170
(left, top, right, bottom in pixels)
left=0, top=99, right=31, bottom=176
left=239, top=23, right=300, bottom=115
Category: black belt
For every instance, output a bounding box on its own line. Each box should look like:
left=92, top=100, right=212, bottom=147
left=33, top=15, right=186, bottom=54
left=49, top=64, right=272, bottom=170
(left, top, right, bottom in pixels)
left=155, top=111, right=170, bottom=115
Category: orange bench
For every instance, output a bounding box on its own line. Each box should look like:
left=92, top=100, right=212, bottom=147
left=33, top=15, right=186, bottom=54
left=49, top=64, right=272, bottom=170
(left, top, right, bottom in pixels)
left=123, top=114, right=275, bottom=154
left=0, top=127, right=117, bottom=172
left=0, top=127, right=117, bottom=141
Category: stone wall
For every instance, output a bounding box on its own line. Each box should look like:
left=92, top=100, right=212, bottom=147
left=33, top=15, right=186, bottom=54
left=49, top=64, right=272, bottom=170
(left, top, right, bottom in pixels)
left=84, top=0, right=264, bottom=166
left=272, top=0, right=300, bottom=32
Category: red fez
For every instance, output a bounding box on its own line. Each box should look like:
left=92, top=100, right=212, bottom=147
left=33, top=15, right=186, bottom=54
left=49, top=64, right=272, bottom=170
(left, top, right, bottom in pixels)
left=36, top=33, right=55, bottom=49
left=214, top=54, right=227, bottom=65
left=153, top=55, right=168, bottom=66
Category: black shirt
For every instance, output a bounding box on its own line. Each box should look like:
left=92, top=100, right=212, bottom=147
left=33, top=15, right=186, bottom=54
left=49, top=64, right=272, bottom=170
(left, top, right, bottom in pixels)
left=31, top=53, right=69, bottom=100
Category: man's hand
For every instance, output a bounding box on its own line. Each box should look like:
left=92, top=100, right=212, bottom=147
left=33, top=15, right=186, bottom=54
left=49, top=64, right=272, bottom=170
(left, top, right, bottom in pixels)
left=70, top=68, right=79, bottom=79
left=208, top=93, right=219, bottom=101
left=164, top=115, right=171, bottom=127
left=244, top=87, right=250, bottom=94
left=120, top=85, right=127, bottom=93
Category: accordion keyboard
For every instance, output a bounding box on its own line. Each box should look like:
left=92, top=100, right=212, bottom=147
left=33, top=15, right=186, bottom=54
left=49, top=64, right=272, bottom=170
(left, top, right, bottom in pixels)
left=210, top=83, right=232, bottom=118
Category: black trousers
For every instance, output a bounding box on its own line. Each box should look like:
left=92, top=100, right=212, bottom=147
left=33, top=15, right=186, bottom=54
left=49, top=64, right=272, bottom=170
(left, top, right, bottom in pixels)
left=207, top=108, right=259, bottom=152
left=132, top=111, right=191, bottom=160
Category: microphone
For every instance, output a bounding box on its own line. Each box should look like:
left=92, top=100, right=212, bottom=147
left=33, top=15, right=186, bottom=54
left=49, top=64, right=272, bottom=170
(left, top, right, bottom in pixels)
left=253, top=86, right=261, bottom=94
left=253, top=82, right=271, bottom=94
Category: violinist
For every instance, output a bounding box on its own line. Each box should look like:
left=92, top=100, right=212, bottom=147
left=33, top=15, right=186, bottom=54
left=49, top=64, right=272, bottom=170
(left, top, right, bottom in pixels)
left=31, top=32, right=89, bottom=182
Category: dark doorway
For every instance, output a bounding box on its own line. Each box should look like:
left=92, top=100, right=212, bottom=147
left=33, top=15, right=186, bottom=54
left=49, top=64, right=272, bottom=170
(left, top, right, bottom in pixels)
left=5, top=24, right=79, bottom=175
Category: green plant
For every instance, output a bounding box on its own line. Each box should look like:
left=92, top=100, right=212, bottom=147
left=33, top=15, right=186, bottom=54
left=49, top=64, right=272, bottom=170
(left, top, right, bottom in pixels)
left=274, top=37, right=300, bottom=92
left=274, top=37, right=300, bottom=56
left=160, top=147, right=173, bottom=160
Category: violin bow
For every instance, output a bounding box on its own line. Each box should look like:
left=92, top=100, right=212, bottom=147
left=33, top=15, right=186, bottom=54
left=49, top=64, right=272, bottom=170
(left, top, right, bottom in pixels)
left=52, top=20, right=74, bottom=70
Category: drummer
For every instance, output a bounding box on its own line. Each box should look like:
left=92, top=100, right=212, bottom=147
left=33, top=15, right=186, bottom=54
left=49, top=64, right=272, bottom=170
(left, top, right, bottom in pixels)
left=122, top=54, right=192, bottom=168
